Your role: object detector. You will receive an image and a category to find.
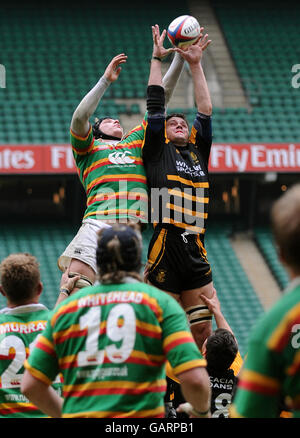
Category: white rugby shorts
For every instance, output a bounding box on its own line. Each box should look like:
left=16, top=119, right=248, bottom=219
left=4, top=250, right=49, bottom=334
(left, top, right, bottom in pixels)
left=57, top=219, right=112, bottom=274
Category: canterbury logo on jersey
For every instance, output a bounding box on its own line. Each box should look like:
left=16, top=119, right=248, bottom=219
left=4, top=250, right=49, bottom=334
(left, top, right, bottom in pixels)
left=108, top=151, right=135, bottom=165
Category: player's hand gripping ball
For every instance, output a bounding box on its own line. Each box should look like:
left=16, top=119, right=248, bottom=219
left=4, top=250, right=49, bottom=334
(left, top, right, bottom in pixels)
left=167, top=15, right=201, bottom=48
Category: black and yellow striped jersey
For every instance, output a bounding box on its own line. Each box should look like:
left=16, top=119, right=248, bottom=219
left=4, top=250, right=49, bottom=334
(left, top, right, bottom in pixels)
left=142, top=106, right=212, bottom=235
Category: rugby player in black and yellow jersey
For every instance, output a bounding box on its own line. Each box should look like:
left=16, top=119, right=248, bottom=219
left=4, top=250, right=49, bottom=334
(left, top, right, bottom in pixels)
left=143, top=25, right=213, bottom=353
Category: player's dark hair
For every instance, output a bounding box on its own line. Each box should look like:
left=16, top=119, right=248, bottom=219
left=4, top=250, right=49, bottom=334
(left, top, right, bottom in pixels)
left=205, top=328, right=238, bottom=375
left=166, top=113, right=189, bottom=129
left=92, top=117, right=122, bottom=141
left=96, top=223, right=142, bottom=284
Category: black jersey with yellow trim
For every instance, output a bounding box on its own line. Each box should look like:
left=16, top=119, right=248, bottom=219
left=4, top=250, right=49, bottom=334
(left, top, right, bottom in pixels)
left=142, top=106, right=212, bottom=234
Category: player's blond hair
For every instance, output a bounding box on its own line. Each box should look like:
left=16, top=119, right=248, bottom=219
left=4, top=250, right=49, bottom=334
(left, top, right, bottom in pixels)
left=271, top=183, right=300, bottom=273
left=0, top=253, right=41, bottom=304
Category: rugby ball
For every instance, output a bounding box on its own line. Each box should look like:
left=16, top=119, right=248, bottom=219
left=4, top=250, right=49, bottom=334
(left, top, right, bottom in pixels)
left=167, top=15, right=201, bottom=48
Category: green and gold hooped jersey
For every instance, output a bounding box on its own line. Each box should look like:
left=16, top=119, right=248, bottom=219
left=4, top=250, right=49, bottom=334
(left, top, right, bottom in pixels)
left=0, top=304, right=62, bottom=418
left=25, top=282, right=206, bottom=418
left=70, top=117, right=148, bottom=223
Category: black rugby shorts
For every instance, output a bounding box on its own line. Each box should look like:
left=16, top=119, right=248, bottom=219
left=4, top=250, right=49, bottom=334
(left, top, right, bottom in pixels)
left=147, top=225, right=212, bottom=294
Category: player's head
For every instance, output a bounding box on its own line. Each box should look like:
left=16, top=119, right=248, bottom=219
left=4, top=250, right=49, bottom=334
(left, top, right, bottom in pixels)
left=271, top=183, right=300, bottom=276
left=96, top=223, right=142, bottom=284
left=0, top=253, right=42, bottom=306
left=203, top=328, right=238, bottom=374
left=93, top=117, right=123, bottom=141
left=166, top=113, right=190, bottom=146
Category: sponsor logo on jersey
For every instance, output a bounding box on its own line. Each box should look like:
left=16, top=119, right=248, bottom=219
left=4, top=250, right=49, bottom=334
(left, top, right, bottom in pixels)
left=108, top=151, right=135, bottom=165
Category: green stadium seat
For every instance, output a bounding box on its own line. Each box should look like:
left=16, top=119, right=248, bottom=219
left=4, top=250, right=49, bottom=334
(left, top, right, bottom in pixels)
left=254, top=227, right=289, bottom=290
left=210, top=0, right=300, bottom=142
left=204, top=225, right=264, bottom=356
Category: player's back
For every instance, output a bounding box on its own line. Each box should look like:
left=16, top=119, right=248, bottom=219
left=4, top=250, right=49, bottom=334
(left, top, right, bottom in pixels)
left=0, top=304, right=61, bottom=418
left=42, top=281, right=201, bottom=418
left=208, top=367, right=237, bottom=417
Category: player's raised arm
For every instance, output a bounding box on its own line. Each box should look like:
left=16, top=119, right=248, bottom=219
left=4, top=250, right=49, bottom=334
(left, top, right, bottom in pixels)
left=175, top=33, right=212, bottom=115
left=70, top=54, right=127, bottom=137
left=148, top=25, right=174, bottom=87
left=142, top=25, right=171, bottom=161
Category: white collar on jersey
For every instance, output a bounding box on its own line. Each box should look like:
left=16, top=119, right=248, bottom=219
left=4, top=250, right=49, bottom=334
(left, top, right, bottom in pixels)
left=0, top=303, right=48, bottom=315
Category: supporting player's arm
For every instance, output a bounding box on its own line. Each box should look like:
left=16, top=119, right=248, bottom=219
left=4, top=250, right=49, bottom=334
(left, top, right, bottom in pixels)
left=55, top=267, right=80, bottom=306
left=162, top=51, right=185, bottom=106
left=200, top=288, right=234, bottom=335
left=70, top=54, right=128, bottom=137
left=177, top=367, right=211, bottom=418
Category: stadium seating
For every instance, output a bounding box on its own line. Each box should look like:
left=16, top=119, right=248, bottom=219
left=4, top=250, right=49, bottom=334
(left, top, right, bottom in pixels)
left=0, top=220, right=262, bottom=355
left=2, top=1, right=298, bottom=143
left=210, top=0, right=300, bottom=142
left=167, top=1, right=300, bottom=143
left=0, top=1, right=187, bottom=144
left=1, top=1, right=293, bottom=359
left=0, top=221, right=152, bottom=310
left=205, top=224, right=264, bottom=356
left=254, top=226, right=289, bottom=290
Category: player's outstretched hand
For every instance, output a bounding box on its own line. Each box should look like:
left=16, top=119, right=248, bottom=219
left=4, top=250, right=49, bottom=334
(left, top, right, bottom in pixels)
left=104, top=53, right=128, bottom=82
left=174, top=29, right=211, bottom=65
left=152, top=24, right=175, bottom=59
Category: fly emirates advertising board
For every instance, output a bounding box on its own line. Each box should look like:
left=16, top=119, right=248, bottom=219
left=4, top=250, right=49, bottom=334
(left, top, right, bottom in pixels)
left=0, top=143, right=299, bottom=174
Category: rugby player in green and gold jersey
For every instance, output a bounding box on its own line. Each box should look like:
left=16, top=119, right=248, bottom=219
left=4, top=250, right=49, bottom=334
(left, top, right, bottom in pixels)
left=231, top=184, right=300, bottom=418
left=22, top=224, right=211, bottom=418
left=57, top=45, right=186, bottom=301
left=0, top=253, right=67, bottom=417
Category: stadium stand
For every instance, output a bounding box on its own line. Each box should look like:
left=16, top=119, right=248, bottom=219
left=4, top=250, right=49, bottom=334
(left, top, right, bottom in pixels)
left=0, top=1, right=188, bottom=144
left=208, top=0, right=300, bottom=143
left=205, top=224, right=264, bottom=356
left=0, top=221, right=263, bottom=356
left=0, top=1, right=294, bottom=360
left=1, top=1, right=299, bottom=143
left=0, top=221, right=153, bottom=311
left=168, top=0, right=300, bottom=143
left=254, top=226, right=289, bottom=290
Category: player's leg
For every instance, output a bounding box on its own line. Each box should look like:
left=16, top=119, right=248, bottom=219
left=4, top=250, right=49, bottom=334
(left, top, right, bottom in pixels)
left=180, top=281, right=214, bottom=351
left=57, top=220, right=111, bottom=294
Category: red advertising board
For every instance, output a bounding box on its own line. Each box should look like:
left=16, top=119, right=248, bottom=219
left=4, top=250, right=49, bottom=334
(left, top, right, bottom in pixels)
left=0, top=143, right=299, bottom=174
left=0, top=145, right=75, bottom=174
left=210, top=143, right=300, bottom=173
